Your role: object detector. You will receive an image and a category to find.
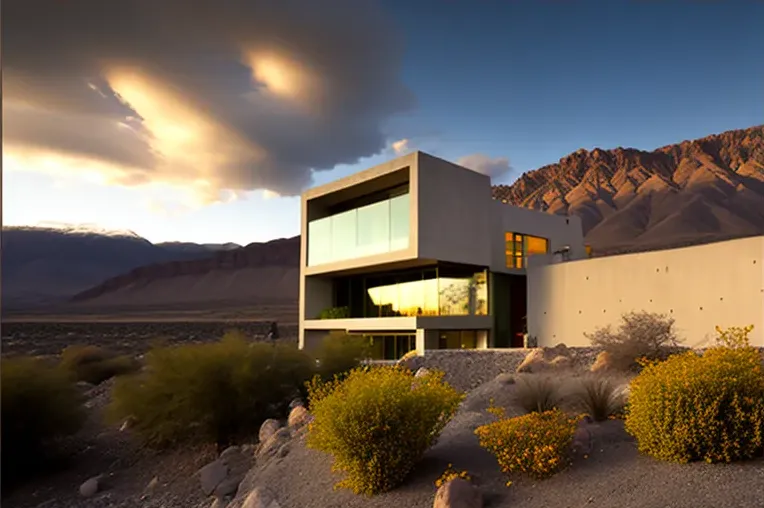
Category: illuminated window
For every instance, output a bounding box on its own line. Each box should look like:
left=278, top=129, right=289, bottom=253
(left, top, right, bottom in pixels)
left=505, top=232, right=549, bottom=269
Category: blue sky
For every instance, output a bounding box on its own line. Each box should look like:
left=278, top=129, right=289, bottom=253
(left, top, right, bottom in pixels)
left=4, top=0, right=763, bottom=245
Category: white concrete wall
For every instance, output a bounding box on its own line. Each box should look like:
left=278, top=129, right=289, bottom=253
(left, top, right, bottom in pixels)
left=528, top=236, right=764, bottom=347
left=489, top=202, right=586, bottom=273
left=416, top=153, right=493, bottom=266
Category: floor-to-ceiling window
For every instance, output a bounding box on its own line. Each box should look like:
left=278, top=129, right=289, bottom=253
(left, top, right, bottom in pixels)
left=307, top=184, right=410, bottom=266
left=326, top=264, right=489, bottom=319
left=505, top=232, right=549, bottom=269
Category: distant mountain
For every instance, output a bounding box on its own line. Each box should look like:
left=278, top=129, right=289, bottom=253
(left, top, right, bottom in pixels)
left=1, top=226, right=229, bottom=308
left=492, top=125, right=764, bottom=255
left=70, top=237, right=299, bottom=308
left=155, top=241, right=243, bottom=254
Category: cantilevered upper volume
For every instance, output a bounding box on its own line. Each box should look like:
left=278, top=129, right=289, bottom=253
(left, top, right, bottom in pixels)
left=299, top=151, right=586, bottom=359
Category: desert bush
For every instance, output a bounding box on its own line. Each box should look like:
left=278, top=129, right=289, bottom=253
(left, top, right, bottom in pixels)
left=585, top=310, right=680, bottom=371
left=60, top=345, right=141, bottom=385
left=625, top=325, right=764, bottom=463
left=313, top=332, right=369, bottom=382
left=306, top=366, right=464, bottom=496
left=108, top=337, right=313, bottom=448
left=514, top=374, right=561, bottom=414
left=475, top=408, right=579, bottom=480
left=572, top=375, right=626, bottom=421
left=1, top=357, right=86, bottom=488
left=434, top=464, right=472, bottom=488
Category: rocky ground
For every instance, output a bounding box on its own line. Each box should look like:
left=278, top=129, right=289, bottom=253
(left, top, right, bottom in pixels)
left=4, top=345, right=764, bottom=508
left=1, top=321, right=298, bottom=358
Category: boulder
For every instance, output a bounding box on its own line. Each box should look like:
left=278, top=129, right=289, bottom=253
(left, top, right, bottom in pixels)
left=414, top=367, right=432, bottom=378
left=258, top=419, right=281, bottom=443
left=288, top=398, right=305, bottom=410
left=590, top=351, right=615, bottom=373
left=256, top=427, right=292, bottom=460
left=220, top=445, right=241, bottom=461
left=398, top=352, right=424, bottom=372
left=494, top=373, right=515, bottom=385
left=79, top=476, right=101, bottom=498
left=517, top=345, right=572, bottom=373
left=144, top=476, right=159, bottom=495
left=199, top=460, right=229, bottom=496
left=287, top=406, right=311, bottom=429
left=241, top=486, right=281, bottom=508
left=550, top=356, right=572, bottom=369
left=433, top=478, right=482, bottom=508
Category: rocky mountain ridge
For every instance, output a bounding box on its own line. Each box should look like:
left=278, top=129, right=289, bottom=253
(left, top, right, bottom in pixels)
left=492, top=125, right=764, bottom=254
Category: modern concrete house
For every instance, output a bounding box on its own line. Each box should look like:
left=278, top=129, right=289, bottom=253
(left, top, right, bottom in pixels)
left=299, top=151, right=586, bottom=359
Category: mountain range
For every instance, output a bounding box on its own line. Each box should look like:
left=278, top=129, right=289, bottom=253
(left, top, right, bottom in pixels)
left=3, top=125, right=763, bottom=312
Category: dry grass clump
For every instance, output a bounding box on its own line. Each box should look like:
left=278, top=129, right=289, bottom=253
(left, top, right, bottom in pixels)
left=1, top=357, right=86, bottom=489
left=514, top=374, right=562, bottom=414
left=626, top=325, right=764, bottom=463
left=585, top=310, right=680, bottom=371
left=306, top=366, right=463, bottom=496
left=60, top=345, right=141, bottom=385
left=108, top=337, right=313, bottom=448
left=571, top=375, right=626, bottom=421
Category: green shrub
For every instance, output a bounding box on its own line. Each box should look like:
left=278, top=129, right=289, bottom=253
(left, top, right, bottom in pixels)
left=585, top=310, right=680, bottom=371
left=313, top=332, right=369, bottom=383
left=108, top=337, right=313, bottom=448
left=475, top=408, right=579, bottom=481
left=318, top=306, right=350, bottom=319
left=306, top=366, right=464, bottom=496
left=60, top=345, right=140, bottom=385
left=514, top=375, right=561, bottom=414
left=572, top=375, right=626, bottom=422
left=625, top=325, right=764, bottom=463
left=1, top=357, right=85, bottom=488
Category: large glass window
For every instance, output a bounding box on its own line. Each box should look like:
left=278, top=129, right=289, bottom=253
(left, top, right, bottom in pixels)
left=326, top=265, right=488, bottom=319
left=307, top=189, right=410, bottom=266
left=505, top=232, right=549, bottom=269
left=438, top=266, right=488, bottom=316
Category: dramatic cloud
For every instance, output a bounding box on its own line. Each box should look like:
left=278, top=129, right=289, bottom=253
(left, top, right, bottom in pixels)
left=457, top=153, right=512, bottom=178
left=391, top=138, right=412, bottom=155
left=3, top=0, right=414, bottom=202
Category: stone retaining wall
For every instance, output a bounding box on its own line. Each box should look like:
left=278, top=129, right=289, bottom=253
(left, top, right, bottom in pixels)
left=420, top=347, right=601, bottom=392
left=419, top=346, right=764, bottom=393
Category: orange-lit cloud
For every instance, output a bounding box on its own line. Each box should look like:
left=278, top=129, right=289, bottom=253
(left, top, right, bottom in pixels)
left=3, top=0, right=413, bottom=206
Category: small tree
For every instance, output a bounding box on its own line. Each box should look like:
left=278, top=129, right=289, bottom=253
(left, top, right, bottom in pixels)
left=585, top=311, right=680, bottom=371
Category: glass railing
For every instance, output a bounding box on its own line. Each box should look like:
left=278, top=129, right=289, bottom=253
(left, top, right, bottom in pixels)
left=307, top=193, right=410, bottom=266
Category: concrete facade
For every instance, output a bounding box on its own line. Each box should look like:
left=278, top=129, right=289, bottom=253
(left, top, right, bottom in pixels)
left=299, top=151, right=585, bottom=355
left=527, top=235, right=764, bottom=348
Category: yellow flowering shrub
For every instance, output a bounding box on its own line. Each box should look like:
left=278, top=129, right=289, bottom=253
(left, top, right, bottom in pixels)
left=475, top=408, right=579, bottom=480
left=306, top=366, right=464, bottom=496
left=434, top=464, right=471, bottom=488
left=625, top=325, right=764, bottom=463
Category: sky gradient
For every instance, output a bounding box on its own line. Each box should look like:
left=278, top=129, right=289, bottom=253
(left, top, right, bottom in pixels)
left=4, top=0, right=763, bottom=245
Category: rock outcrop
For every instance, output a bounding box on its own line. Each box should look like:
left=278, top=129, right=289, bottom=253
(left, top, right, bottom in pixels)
left=492, top=125, right=764, bottom=255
